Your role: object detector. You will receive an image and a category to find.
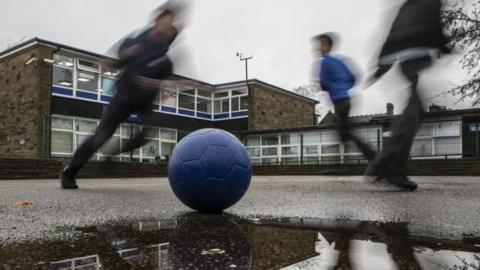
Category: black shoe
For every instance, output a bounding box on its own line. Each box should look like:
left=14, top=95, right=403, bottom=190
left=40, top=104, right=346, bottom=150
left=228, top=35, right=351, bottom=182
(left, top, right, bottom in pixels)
left=60, top=166, right=78, bottom=189
left=386, top=175, right=417, bottom=191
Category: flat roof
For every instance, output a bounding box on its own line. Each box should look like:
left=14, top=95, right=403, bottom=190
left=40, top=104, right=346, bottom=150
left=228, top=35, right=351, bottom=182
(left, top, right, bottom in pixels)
left=0, top=37, right=319, bottom=104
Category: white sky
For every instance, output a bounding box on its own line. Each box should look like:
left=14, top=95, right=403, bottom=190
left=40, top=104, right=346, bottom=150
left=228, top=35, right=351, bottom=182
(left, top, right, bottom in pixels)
left=1, top=0, right=477, bottom=116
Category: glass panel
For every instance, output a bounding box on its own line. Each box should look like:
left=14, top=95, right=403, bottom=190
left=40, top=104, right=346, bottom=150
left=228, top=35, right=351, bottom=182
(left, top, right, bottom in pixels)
left=121, top=125, right=140, bottom=137
left=78, top=59, right=99, bottom=72
left=303, top=156, right=319, bottom=165
left=434, top=137, right=461, bottom=155
left=416, top=123, right=433, bottom=137
left=231, top=97, right=240, bottom=112
left=282, top=157, right=299, bottom=165
left=247, top=147, right=261, bottom=157
left=321, top=130, right=339, bottom=143
left=433, top=121, right=460, bottom=137
left=303, top=145, right=318, bottom=155
left=240, top=96, right=249, bottom=110
left=281, top=146, right=298, bottom=156
left=251, top=158, right=261, bottom=165
left=161, top=89, right=177, bottom=107
left=261, top=158, right=278, bottom=165
left=231, top=89, right=247, bottom=96
left=321, top=155, right=341, bottom=164
left=197, top=89, right=212, bottom=98
left=262, top=135, right=278, bottom=146
left=161, top=142, right=176, bottom=157
left=321, top=144, right=340, bottom=154
left=76, top=134, right=91, bottom=148
left=221, top=99, right=229, bottom=113
left=161, top=130, right=176, bottom=141
left=101, top=77, right=117, bottom=96
left=52, top=66, right=73, bottom=87
left=101, top=136, right=121, bottom=155
left=344, top=155, right=365, bottom=164
left=53, top=54, right=74, bottom=68
left=52, top=117, right=73, bottom=130
left=76, top=119, right=97, bottom=133
left=410, top=138, right=432, bottom=156
left=181, top=89, right=195, bottom=95
left=51, top=131, right=73, bottom=153
left=262, top=147, right=278, bottom=156
left=142, top=140, right=159, bottom=158
left=121, top=138, right=140, bottom=156
left=144, top=127, right=159, bottom=138
left=101, top=66, right=120, bottom=77
left=303, top=133, right=320, bottom=144
left=245, top=137, right=260, bottom=146
left=77, top=71, right=99, bottom=92
left=214, top=100, right=221, bottom=113
left=179, top=94, right=195, bottom=110
left=366, top=128, right=379, bottom=144
left=344, top=142, right=360, bottom=153
left=197, top=98, right=212, bottom=113
left=281, top=134, right=300, bottom=145
left=214, top=92, right=228, bottom=98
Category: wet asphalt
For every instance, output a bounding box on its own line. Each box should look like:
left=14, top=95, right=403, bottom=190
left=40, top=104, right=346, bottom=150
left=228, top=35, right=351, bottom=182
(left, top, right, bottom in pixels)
left=0, top=176, right=479, bottom=242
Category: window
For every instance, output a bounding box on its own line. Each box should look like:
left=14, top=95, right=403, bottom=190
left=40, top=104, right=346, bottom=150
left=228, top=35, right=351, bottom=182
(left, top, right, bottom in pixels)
left=101, top=66, right=119, bottom=96
left=53, top=54, right=74, bottom=88
left=161, top=142, right=176, bottom=157
left=54, top=54, right=74, bottom=68
left=197, top=98, right=212, bottom=113
left=281, top=134, right=300, bottom=145
left=214, top=91, right=229, bottom=114
left=51, top=116, right=74, bottom=155
left=303, top=145, right=318, bottom=155
left=231, top=89, right=248, bottom=112
left=160, top=89, right=177, bottom=108
left=262, top=135, right=278, bottom=146
left=303, top=132, right=320, bottom=144
left=221, top=99, right=229, bottom=113
left=321, top=144, right=340, bottom=154
left=240, top=96, right=249, bottom=110
left=197, top=89, right=212, bottom=98
left=161, top=129, right=176, bottom=141
left=50, top=116, right=177, bottom=161
left=76, top=59, right=99, bottom=92
left=247, top=147, right=261, bottom=157
left=262, top=147, right=278, bottom=156
left=179, top=94, right=195, bottom=110
left=245, top=136, right=260, bottom=146
left=77, top=71, right=99, bottom=92
left=411, top=139, right=432, bottom=156
left=281, top=146, right=298, bottom=156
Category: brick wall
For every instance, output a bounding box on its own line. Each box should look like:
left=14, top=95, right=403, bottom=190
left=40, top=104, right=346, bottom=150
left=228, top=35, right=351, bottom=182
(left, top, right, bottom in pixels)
left=248, top=84, right=315, bottom=131
left=0, top=44, right=54, bottom=159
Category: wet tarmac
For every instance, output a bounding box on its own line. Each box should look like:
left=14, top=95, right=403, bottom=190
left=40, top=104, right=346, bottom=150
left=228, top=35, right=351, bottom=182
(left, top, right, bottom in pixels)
left=1, top=213, right=479, bottom=269
left=0, top=176, right=480, bottom=269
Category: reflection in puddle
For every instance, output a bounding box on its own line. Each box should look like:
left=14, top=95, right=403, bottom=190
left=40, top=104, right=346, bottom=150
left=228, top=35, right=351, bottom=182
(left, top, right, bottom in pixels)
left=0, top=215, right=479, bottom=269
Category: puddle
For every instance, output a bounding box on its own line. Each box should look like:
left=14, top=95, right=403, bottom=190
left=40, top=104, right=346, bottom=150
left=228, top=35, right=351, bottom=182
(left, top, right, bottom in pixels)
left=0, top=214, right=479, bottom=269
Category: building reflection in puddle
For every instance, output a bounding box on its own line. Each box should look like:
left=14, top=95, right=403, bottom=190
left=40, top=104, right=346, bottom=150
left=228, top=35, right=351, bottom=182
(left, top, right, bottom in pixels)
left=1, top=215, right=479, bottom=269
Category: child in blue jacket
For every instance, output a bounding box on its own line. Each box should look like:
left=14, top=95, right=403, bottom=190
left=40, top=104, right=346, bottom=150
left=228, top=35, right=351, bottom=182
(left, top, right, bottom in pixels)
left=313, top=33, right=376, bottom=161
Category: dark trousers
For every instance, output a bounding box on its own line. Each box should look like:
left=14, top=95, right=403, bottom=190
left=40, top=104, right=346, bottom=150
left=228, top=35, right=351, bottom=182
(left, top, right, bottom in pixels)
left=334, top=98, right=376, bottom=160
left=373, top=57, right=432, bottom=176
left=65, top=77, right=157, bottom=176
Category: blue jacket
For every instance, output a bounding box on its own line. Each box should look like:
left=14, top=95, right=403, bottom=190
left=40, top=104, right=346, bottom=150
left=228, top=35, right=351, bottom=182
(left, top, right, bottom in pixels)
left=319, top=54, right=356, bottom=102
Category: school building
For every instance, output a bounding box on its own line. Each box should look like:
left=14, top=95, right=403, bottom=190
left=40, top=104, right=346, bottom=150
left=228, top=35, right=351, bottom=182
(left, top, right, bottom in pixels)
left=0, top=38, right=479, bottom=176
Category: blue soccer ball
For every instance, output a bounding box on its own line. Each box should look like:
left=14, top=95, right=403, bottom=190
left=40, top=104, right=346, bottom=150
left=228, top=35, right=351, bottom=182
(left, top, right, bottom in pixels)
left=168, top=128, right=252, bottom=212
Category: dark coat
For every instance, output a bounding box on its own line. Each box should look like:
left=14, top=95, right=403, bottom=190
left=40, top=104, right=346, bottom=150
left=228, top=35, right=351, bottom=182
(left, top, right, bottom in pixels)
left=380, top=0, right=450, bottom=57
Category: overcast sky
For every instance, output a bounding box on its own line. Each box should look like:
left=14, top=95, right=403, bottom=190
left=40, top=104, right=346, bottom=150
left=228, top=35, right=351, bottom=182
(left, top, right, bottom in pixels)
left=1, top=0, right=477, bottom=116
